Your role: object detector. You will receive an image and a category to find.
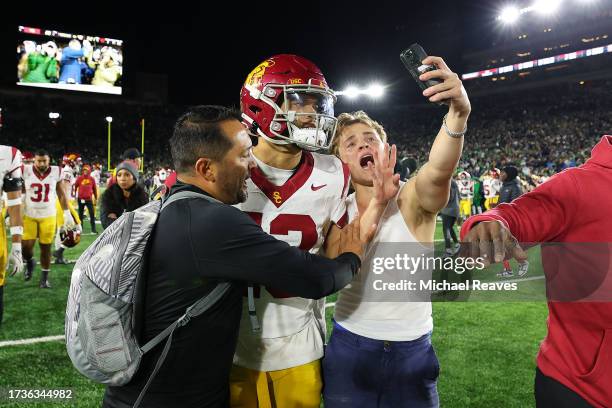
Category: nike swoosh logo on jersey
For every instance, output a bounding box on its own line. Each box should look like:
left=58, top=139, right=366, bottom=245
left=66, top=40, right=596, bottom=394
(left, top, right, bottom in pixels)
left=311, top=184, right=327, bottom=191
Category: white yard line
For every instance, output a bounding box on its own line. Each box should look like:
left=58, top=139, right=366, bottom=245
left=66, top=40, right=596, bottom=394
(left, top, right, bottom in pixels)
left=503, top=275, right=545, bottom=284
left=0, top=335, right=64, bottom=348
left=2, top=276, right=545, bottom=347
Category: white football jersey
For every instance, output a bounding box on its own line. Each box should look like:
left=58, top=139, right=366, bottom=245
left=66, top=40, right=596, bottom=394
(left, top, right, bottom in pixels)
left=0, top=145, right=22, bottom=198
left=458, top=179, right=474, bottom=200
left=233, top=151, right=349, bottom=371
left=91, top=169, right=101, bottom=186
left=23, top=164, right=62, bottom=218
left=153, top=175, right=162, bottom=189
left=483, top=178, right=502, bottom=199
left=61, top=165, right=76, bottom=198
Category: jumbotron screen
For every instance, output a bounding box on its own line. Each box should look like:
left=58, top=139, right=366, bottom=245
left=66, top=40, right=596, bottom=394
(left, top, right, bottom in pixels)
left=16, top=26, right=123, bottom=95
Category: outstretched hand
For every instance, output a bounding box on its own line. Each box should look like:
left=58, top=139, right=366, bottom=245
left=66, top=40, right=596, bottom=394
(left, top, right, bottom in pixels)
left=368, top=143, right=401, bottom=206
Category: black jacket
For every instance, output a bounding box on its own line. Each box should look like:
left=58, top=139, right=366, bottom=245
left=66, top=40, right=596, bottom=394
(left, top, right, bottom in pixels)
left=499, top=179, right=523, bottom=204
left=100, top=183, right=149, bottom=229
left=103, top=182, right=360, bottom=408
left=440, top=179, right=460, bottom=217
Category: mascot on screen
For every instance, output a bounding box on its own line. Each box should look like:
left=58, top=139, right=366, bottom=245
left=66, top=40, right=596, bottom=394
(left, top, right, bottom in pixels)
left=21, top=41, right=59, bottom=83
left=59, top=39, right=92, bottom=84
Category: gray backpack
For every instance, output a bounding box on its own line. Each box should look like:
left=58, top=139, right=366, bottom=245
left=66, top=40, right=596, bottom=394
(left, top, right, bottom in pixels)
left=65, top=190, right=231, bottom=408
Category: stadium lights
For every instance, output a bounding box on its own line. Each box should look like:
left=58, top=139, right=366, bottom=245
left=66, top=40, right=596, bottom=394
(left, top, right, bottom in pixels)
left=366, top=83, right=385, bottom=98
left=48, top=112, right=60, bottom=119
left=341, top=86, right=360, bottom=99
left=533, top=0, right=562, bottom=14
left=105, top=116, right=113, bottom=123
left=335, top=84, right=386, bottom=100
left=497, top=0, right=578, bottom=22
left=499, top=6, right=521, bottom=24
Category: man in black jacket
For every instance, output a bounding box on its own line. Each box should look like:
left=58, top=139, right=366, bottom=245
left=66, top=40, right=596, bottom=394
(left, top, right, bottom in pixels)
left=497, top=165, right=529, bottom=277
left=499, top=166, right=523, bottom=204
left=102, top=105, right=364, bottom=408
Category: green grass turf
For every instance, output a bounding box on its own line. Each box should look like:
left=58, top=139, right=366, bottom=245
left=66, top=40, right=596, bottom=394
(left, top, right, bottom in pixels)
left=1, top=220, right=549, bottom=407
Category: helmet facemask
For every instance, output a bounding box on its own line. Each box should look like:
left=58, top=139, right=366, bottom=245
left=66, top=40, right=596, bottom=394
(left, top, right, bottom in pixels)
left=256, top=81, right=338, bottom=151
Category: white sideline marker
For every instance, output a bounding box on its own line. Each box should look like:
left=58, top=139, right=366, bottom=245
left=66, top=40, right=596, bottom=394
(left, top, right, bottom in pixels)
left=503, top=275, right=545, bottom=284
left=2, top=277, right=544, bottom=347
left=0, top=335, right=64, bottom=348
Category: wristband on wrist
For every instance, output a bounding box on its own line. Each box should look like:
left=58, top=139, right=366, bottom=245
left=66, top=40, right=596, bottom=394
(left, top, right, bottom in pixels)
left=6, top=197, right=22, bottom=207
left=10, top=226, right=23, bottom=236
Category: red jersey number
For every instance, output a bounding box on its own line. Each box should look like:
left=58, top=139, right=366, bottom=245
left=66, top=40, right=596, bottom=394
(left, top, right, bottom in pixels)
left=246, top=212, right=318, bottom=298
left=30, top=183, right=51, bottom=203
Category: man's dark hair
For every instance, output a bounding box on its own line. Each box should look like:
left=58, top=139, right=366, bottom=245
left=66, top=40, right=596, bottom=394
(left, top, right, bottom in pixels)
left=170, top=105, right=241, bottom=173
left=34, top=149, right=49, bottom=157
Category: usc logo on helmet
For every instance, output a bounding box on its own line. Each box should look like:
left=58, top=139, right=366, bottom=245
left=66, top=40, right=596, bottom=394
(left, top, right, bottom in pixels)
left=289, top=78, right=303, bottom=84
left=272, top=191, right=282, bottom=204
left=245, top=60, right=275, bottom=87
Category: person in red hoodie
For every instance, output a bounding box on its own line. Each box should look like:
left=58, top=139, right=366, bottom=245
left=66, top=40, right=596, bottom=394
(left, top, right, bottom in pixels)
left=74, top=164, right=98, bottom=234
left=460, top=135, right=612, bottom=408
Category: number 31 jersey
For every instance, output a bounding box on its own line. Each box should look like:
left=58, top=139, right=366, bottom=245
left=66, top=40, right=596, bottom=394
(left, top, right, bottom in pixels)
left=233, top=151, right=349, bottom=370
left=23, top=164, right=62, bottom=219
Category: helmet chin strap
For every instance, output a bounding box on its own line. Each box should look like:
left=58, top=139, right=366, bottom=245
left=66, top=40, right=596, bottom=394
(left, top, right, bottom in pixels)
left=257, top=128, right=291, bottom=146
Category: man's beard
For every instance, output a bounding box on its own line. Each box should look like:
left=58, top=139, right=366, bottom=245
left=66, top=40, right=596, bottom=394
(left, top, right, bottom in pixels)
left=236, top=188, right=248, bottom=204
left=220, top=173, right=249, bottom=205
left=35, top=165, right=48, bottom=174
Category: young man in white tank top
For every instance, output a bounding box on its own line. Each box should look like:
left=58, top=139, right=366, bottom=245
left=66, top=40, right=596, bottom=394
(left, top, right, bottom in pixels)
left=323, top=55, right=471, bottom=408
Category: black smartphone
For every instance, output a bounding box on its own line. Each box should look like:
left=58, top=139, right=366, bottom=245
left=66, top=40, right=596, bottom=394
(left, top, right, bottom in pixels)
left=400, top=43, right=442, bottom=92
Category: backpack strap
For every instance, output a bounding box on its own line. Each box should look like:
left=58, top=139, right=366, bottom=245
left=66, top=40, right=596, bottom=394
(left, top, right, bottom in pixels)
left=132, top=189, right=227, bottom=408
left=134, top=282, right=232, bottom=408
left=161, top=189, right=221, bottom=211
left=247, top=285, right=261, bottom=333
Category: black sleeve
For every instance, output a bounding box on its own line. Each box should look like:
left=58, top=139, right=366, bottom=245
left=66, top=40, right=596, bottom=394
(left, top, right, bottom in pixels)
left=192, top=203, right=361, bottom=299
left=511, top=184, right=523, bottom=202
left=100, top=189, right=118, bottom=229
left=130, top=187, right=149, bottom=210
left=448, top=182, right=457, bottom=204
left=2, top=174, right=23, bottom=193
left=499, top=187, right=510, bottom=204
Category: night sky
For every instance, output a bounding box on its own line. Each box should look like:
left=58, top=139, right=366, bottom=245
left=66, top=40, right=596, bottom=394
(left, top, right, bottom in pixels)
left=2, top=1, right=495, bottom=107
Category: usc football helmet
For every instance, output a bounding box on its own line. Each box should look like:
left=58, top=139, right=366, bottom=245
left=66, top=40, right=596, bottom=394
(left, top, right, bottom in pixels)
left=489, top=168, right=501, bottom=179
left=458, top=170, right=471, bottom=180
left=60, top=225, right=81, bottom=248
left=63, top=153, right=82, bottom=168
left=21, top=151, right=35, bottom=165
left=240, top=54, right=337, bottom=151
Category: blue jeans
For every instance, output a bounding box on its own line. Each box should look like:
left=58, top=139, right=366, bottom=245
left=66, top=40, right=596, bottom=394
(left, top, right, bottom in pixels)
left=323, top=321, right=440, bottom=408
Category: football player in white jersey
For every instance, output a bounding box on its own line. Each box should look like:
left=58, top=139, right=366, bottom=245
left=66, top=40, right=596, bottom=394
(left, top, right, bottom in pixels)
left=324, top=55, right=470, bottom=408
left=457, top=170, right=473, bottom=222
left=483, top=168, right=502, bottom=209
left=0, top=145, right=25, bottom=325
left=90, top=164, right=101, bottom=187
left=229, top=54, right=349, bottom=408
left=52, top=153, right=81, bottom=264
left=22, top=150, right=74, bottom=288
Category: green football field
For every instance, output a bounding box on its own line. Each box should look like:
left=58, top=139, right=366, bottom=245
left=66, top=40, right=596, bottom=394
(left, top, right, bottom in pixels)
left=0, top=219, right=548, bottom=407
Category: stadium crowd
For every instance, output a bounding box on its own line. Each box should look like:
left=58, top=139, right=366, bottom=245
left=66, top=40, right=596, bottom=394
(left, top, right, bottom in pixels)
left=1, top=81, right=610, bottom=188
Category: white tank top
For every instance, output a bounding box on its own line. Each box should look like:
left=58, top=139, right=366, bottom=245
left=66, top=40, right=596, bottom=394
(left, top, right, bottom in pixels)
left=334, top=182, right=434, bottom=341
